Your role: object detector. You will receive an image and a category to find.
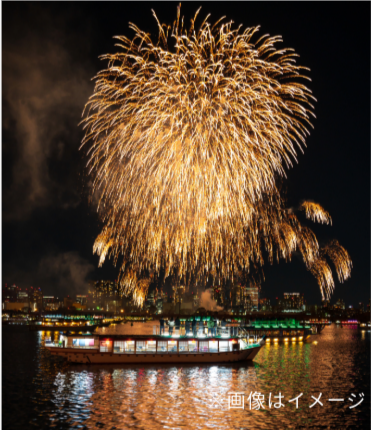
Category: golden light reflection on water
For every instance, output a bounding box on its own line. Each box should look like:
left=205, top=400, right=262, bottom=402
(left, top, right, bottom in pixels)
left=4, top=326, right=369, bottom=429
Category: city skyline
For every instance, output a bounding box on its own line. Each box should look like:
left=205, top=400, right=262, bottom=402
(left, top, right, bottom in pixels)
left=3, top=2, right=370, bottom=306
left=3, top=281, right=369, bottom=313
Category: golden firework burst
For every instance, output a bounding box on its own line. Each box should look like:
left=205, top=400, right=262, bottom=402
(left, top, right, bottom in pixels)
left=82, top=6, right=350, bottom=305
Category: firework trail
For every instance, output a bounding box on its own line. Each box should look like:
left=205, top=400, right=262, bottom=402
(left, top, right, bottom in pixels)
left=82, top=6, right=350, bottom=305
left=301, top=201, right=332, bottom=225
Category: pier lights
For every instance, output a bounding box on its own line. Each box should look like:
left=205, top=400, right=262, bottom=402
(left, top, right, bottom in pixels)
left=292, top=337, right=296, bottom=342
left=284, top=338, right=289, bottom=342
left=266, top=338, right=271, bottom=342
left=299, top=337, right=303, bottom=341
left=273, top=338, right=278, bottom=342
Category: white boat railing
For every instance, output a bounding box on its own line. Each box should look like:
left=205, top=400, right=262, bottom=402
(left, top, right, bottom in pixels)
left=153, top=325, right=242, bottom=338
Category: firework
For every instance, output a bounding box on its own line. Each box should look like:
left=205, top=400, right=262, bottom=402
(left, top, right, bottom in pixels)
left=82, top=6, right=350, bottom=305
left=301, top=201, right=332, bottom=225
left=322, top=240, right=352, bottom=283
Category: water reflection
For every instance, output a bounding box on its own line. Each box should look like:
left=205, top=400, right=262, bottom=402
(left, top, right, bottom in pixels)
left=2, top=325, right=370, bottom=429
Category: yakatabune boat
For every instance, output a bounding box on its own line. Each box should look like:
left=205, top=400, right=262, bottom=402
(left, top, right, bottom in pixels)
left=45, top=327, right=265, bottom=364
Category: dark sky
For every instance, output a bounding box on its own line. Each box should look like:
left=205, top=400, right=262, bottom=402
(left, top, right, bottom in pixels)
left=2, top=2, right=370, bottom=305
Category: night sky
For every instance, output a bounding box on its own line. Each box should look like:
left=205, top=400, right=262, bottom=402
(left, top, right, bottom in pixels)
left=3, top=2, right=370, bottom=306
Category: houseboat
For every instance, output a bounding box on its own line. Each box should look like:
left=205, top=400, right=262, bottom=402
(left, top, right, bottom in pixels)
left=29, top=319, right=111, bottom=332
left=244, top=319, right=314, bottom=342
left=45, top=327, right=264, bottom=364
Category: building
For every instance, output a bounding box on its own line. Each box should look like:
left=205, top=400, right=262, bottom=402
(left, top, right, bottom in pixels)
left=306, top=304, right=318, bottom=314
left=29, top=287, right=43, bottom=311
left=193, top=292, right=200, bottom=310
left=231, top=284, right=242, bottom=307
left=245, top=286, right=259, bottom=310
left=259, top=298, right=271, bottom=312
left=277, top=293, right=305, bottom=311
left=172, top=285, right=186, bottom=306
left=76, top=295, right=88, bottom=305
left=334, top=299, right=345, bottom=310
left=122, top=294, right=134, bottom=311
left=163, top=302, right=175, bottom=314
left=155, top=298, right=163, bottom=314
left=64, top=297, right=74, bottom=309
left=3, top=284, right=18, bottom=303
left=4, top=302, right=29, bottom=311
left=43, top=296, right=60, bottom=311
left=212, top=286, right=223, bottom=307
left=17, top=290, right=28, bottom=302
left=180, top=293, right=195, bottom=314
left=322, top=299, right=331, bottom=309
left=144, top=291, right=157, bottom=312
left=89, top=280, right=122, bottom=311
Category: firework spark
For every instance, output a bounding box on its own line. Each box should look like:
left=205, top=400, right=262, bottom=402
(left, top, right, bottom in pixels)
left=82, top=6, right=350, bottom=305
left=301, top=201, right=332, bottom=225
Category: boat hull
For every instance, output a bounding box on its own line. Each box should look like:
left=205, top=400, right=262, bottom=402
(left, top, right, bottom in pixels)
left=46, top=345, right=262, bottom=364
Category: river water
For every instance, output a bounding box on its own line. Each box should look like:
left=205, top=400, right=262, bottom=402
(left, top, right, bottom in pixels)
left=2, top=324, right=370, bottom=429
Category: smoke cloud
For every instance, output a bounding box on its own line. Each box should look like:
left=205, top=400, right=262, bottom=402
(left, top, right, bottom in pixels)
left=38, top=251, right=95, bottom=297
left=199, top=289, right=223, bottom=311
left=3, top=7, right=93, bottom=221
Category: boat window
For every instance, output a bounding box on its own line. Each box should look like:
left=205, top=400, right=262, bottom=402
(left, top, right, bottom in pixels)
left=168, top=340, right=177, bottom=352
left=199, top=341, right=208, bottom=352
left=124, top=341, right=135, bottom=352
left=146, top=341, right=156, bottom=352
left=188, top=340, right=198, bottom=352
left=136, top=341, right=146, bottom=353
left=209, top=341, right=218, bottom=352
left=179, top=340, right=198, bottom=352
left=73, top=338, right=94, bottom=347
left=135, top=340, right=157, bottom=353
left=179, top=341, right=188, bottom=352
left=219, top=341, right=229, bottom=352
left=114, top=341, right=124, bottom=353
left=158, top=341, right=167, bottom=352
left=100, top=341, right=110, bottom=352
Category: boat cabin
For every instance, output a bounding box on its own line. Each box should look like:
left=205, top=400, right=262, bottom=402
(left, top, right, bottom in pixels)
left=59, top=333, right=254, bottom=354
